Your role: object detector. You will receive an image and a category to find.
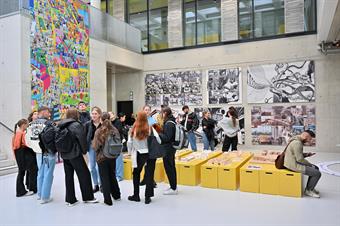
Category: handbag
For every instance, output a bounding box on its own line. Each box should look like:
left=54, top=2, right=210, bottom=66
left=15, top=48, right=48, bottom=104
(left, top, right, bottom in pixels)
left=147, top=128, right=166, bottom=159
left=275, top=140, right=292, bottom=169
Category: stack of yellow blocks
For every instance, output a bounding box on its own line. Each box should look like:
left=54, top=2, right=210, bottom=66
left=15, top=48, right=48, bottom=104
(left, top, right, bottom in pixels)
left=240, top=161, right=302, bottom=197
left=164, top=149, right=193, bottom=184
left=200, top=152, right=253, bottom=190
left=177, top=151, right=222, bottom=186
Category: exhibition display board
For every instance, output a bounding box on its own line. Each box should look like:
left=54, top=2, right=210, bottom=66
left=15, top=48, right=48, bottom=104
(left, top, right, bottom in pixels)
left=201, top=151, right=253, bottom=190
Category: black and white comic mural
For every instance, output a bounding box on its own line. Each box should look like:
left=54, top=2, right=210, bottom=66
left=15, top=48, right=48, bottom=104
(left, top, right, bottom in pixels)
left=247, top=61, right=315, bottom=103
left=207, top=68, right=242, bottom=104
left=145, top=71, right=203, bottom=106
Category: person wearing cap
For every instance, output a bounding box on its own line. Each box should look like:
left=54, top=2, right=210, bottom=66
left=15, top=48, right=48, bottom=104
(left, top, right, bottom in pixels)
left=283, top=130, right=321, bottom=198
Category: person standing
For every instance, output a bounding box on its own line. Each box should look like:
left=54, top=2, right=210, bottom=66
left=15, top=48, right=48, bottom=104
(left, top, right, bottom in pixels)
left=218, top=108, right=240, bottom=152
left=12, top=119, right=35, bottom=197
left=113, top=113, right=128, bottom=181
left=78, top=101, right=91, bottom=124
left=159, top=107, right=178, bottom=195
left=127, top=111, right=156, bottom=204
left=92, top=119, right=121, bottom=206
left=85, top=106, right=102, bottom=192
left=59, top=108, right=98, bottom=206
left=202, top=111, right=216, bottom=151
left=181, top=105, right=199, bottom=151
left=283, top=130, right=321, bottom=198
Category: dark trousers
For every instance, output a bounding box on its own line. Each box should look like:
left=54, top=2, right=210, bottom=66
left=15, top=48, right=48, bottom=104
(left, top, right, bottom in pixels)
left=163, top=150, right=177, bottom=190
left=304, top=164, right=322, bottom=191
left=15, top=148, right=37, bottom=197
left=222, top=135, right=238, bottom=152
left=63, top=155, right=94, bottom=204
left=133, top=152, right=156, bottom=198
left=98, top=158, right=121, bottom=205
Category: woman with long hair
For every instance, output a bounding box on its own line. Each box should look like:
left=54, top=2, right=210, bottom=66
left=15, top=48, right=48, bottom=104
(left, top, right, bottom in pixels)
left=202, top=110, right=216, bottom=151
left=12, top=119, right=35, bottom=197
left=127, top=111, right=156, bottom=204
left=218, top=108, right=240, bottom=151
left=92, top=118, right=121, bottom=206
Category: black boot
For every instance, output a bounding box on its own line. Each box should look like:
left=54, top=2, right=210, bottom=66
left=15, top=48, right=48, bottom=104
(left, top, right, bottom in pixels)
left=128, top=195, right=141, bottom=202
left=145, top=197, right=152, bottom=204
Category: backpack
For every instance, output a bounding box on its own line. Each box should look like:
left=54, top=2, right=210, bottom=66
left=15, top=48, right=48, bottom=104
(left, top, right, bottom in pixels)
left=39, top=121, right=57, bottom=154
left=102, top=134, right=123, bottom=159
left=166, top=121, right=189, bottom=150
left=55, top=121, right=78, bottom=154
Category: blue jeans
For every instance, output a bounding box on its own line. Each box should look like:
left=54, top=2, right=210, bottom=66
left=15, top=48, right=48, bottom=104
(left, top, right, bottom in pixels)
left=187, top=131, right=197, bottom=151
left=116, top=153, right=124, bottom=181
left=37, top=153, right=56, bottom=200
left=88, top=146, right=101, bottom=186
left=36, top=153, right=42, bottom=170
left=202, top=133, right=215, bottom=151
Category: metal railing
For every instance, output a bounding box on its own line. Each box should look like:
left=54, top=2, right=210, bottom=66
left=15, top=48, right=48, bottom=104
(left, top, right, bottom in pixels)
left=0, top=0, right=142, bottom=53
left=0, top=121, right=14, bottom=134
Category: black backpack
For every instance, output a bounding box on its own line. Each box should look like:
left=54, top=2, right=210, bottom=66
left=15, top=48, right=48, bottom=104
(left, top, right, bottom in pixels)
left=39, top=121, right=57, bottom=154
left=55, top=121, right=78, bottom=154
left=102, top=134, right=123, bottom=159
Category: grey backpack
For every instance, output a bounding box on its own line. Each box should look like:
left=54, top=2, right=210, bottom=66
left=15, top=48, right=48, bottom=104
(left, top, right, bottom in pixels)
left=166, top=121, right=189, bottom=150
left=103, top=134, right=123, bottom=159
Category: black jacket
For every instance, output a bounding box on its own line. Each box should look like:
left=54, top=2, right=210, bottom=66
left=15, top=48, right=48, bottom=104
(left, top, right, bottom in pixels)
left=79, top=111, right=91, bottom=124
left=58, top=119, right=88, bottom=160
left=84, top=120, right=101, bottom=147
left=202, top=118, right=216, bottom=141
left=159, top=116, right=176, bottom=153
left=181, top=112, right=199, bottom=132
left=113, top=119, right=128, bottom=140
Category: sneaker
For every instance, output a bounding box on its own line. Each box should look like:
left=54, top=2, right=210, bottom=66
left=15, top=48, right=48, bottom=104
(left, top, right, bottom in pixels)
left=93, top=185, right=99, bottom=193
left=163, top=189, right=178, bottom=195
left=66, top=201, right=79, bottom=207
left=84, top=198, right=99, bottom=204
left=128, top=195, right=141, bottom=202
left=145, top=197, right=152, bottom=204
left=305, top=189, right=320, bottom=198
left=24, top=191, right=34, bottom=197
left=37, top=196, right=41, bottom=200
left=40, top=198, right=53, bottom=204
left=313, top=189, right=320, bottom=194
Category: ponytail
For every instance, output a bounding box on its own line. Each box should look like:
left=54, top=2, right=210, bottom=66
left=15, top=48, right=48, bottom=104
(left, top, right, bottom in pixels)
left=14, top=123, right=18, bottom=134
left=14, top=119, right=29, bottom=134
left=228, top=109, right=238, bottom=127
left=232, top=116, right=236, bottom=128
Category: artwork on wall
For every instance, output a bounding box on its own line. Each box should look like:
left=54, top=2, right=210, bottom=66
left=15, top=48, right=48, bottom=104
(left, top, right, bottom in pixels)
left=251, top=105, right=316, bottom=146
left=247, top=61, right=315, bottom=103
left=207, top=68, right=242, bottom=104
left=194, top=106, right=245, bottom=144
left=30, top=0, right=90, bottom=119
left=145, top=70, right=203, bottom=106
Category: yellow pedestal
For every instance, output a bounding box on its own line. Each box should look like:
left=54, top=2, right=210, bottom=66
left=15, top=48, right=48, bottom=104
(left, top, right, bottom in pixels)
left=123, top=158, right=132, bottom=180
left=240, top=163, right=261, bottom=193
left=217, top=152, right=253, bottom=190
left=259, top=164, right=280, bottom=195
left=178, top=151, right=222, bottom=186
left=201, top=165, right=218, bottom=188
left=164, top=150, right=193, bottom=184
left=154, top=159, right=164, bottom=183
left=278, top=170, right=302, bottom=197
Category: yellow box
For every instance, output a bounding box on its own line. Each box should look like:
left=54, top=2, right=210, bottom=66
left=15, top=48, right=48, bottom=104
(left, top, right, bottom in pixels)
left=259, top=164, right=280, bottom=195
left=178, top=151, right=222, bottom=186
left=217, top=152, right=253, bottom=190
left=240, top=163, right=260, bottom=193
left=123, top=158, right=132, bottom=180
left=154, top=159, right=164, bottom=183
left=164, top=150, right=193, bottom=184
left=201, top=165, right=218, bottom=188
left=278, top=170, right=302, bottom=197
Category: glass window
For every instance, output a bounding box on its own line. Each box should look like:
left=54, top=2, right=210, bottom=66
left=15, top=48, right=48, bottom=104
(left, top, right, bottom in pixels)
left=197, top=0, right=221, bottom=45
left=304, top=0, right=316, bottom=31
left=127, top=0, right=148, bottom=52
left=239, top=0, right=253, bottom=39
left=149, top=0, right=168, bottom=51
left=253, top=0, right=285, bottom=38
left=183, top=0, right=196, bottom=46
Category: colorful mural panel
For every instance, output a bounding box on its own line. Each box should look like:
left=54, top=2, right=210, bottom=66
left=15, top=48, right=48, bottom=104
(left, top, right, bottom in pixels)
left=30, top=0, right=90, bottom=119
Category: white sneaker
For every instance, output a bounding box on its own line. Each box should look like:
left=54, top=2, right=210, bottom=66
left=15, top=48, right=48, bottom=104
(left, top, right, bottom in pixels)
left=163, top=189, right=178, bottom=195
left=84, top=198, right=99, bottom=204
left=37, top=196, right=41, bottom=200
left=305, top=189, right=320, bottom=198
left=66, top=201, right=79, bottom=207
left=40, top=198, right=53, bottom=204
left=313, top=189, right=320, bottom=194
left=24, top=191, right=34, bottom=196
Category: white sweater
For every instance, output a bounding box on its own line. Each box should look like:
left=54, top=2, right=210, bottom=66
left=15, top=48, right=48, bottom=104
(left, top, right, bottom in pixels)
left=218, top=117, right=240, bottom=138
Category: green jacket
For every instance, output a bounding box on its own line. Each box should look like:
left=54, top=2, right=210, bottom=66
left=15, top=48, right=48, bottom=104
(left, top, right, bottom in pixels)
left=283, top=136, right=311, bottom=173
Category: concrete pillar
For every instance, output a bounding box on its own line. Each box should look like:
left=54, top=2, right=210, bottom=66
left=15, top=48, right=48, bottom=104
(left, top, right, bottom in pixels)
left=168, top=0, right=183, bottom=48
left=113, top=0, right=125, bottom=21
left=90, top=0, right=101, bottom=9
left=221, top=0, right=238, bottom=41
left=285, top=0, right=304, bottom=33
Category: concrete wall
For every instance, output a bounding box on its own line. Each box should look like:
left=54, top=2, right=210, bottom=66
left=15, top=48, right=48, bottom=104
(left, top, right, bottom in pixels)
left=138, top=34, right=340, bottom=153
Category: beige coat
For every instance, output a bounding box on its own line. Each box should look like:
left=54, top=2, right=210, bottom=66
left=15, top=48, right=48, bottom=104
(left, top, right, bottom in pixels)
left=283, top=136, right=311, bottom=173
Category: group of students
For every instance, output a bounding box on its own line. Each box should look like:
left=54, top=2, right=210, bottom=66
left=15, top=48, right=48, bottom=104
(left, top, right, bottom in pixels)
left=11, top=102, right=181, bottom=205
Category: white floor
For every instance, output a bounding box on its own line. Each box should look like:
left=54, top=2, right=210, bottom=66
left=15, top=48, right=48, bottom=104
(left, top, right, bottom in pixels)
left=1, top=152, right=340, bottom=226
